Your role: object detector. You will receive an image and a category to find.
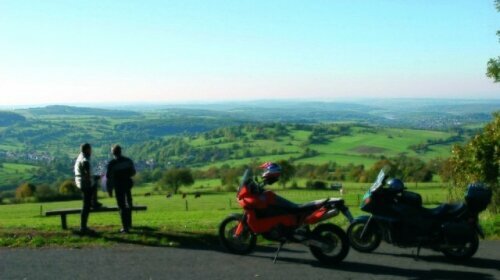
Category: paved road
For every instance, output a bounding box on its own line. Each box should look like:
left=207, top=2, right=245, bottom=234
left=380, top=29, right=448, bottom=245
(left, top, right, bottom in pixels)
left=1, top=241, right=499, bottom=280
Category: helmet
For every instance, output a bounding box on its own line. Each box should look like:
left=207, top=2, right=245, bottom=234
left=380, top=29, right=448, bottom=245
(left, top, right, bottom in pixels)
left=387, top=178, right=405, bottom=192
left=260, top=162, right=281, bottom=185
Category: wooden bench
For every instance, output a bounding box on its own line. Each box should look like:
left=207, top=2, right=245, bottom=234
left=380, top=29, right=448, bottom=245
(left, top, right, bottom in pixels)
left=45, top=206, right=147, bottom=229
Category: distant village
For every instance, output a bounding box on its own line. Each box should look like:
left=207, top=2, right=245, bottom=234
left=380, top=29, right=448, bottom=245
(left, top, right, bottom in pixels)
left=0, top=150, right=156, bottom=174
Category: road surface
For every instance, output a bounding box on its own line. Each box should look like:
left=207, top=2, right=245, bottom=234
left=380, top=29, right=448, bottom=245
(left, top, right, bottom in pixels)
left=1, top=241, right=499, bottom=279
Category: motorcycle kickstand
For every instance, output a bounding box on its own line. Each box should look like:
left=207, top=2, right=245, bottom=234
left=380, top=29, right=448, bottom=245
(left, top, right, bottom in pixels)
left=273, top=241, right=285, bottom=264
left=413, top=245, right=422, bottom=261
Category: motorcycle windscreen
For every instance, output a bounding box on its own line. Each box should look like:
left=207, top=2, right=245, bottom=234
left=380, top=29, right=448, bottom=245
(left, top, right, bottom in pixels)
left=237, top=169, right=253, bottom=197
left=370, top=169, right=386, bottom=192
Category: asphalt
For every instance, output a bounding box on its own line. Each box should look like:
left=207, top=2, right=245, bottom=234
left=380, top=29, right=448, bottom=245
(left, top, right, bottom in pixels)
left=0, top=241, right=499, bottom=280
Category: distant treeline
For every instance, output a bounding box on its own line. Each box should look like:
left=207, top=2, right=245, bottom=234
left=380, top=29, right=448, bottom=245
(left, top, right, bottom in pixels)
left=0, top=111, right=26, bottom=126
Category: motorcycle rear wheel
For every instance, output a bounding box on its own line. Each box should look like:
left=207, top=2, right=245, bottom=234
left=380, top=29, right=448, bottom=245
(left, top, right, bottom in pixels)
left=219, top=215, right=256, bottom=255
left=347, top=220, right=381, bottom=253
left=309, top=223, right=349, bottom=265
left=441, top=234, right=479, bottom=261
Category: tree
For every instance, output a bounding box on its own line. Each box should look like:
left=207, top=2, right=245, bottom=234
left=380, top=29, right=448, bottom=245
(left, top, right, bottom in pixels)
left=220, top=168, right=240, bottom=191
left=486, top=0, right=500, bottom=82
left=306, top=180, right=327, bottom=190
left=35, top=185, right=58, bottom=201
left=15, top=182, right=36, bottom=199
left=277, top=160, right=296, bottom=188
left=59, top=180, right=80, bottom=196
left=447, top=113, right=499, bottom=212
left=159, top=168, right=194, bottom=194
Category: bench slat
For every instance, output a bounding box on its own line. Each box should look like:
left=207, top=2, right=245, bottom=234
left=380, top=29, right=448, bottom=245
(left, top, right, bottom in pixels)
left=45, top=206, right=147, bottom=216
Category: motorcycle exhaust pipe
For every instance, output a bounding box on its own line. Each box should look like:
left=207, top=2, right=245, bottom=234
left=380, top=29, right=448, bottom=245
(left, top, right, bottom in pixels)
left=302, top=239, right=331, bottom=250
left=316, top=208, right=339, bottom=223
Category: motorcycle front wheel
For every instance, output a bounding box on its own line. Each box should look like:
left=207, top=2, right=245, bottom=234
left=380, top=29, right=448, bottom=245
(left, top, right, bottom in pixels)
left=441, top=234, right=479, bottom=261
left=347, top=220, right=381, bottom=253
left=219, top=215, right=256, bottom=255
left=309, top=223, right=349, bottom=265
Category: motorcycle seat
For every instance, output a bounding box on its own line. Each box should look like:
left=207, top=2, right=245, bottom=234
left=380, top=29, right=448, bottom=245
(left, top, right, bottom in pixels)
left=298, top=199, right=328, bottom=211
left=422, top=203, right=466, bottom=217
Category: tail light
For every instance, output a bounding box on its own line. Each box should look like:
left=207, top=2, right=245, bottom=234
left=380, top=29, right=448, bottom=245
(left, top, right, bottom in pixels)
left=468, top=217, right=477, bottom=224
left=363, top=197, right=371, bottom=205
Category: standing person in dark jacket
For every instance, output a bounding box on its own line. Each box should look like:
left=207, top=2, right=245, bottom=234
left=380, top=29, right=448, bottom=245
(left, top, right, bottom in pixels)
left=106, top=145, right=136, bottom=233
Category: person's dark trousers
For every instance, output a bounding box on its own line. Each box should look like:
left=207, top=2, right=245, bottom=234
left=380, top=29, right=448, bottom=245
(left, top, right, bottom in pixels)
left=81, top=187, right=93, bottom=229
left=115, top=186, right=133, bottom=230
left=91, top=186, right=100, bottom=208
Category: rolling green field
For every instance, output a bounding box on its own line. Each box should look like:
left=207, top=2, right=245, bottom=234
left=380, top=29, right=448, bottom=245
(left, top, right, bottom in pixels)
left=1, top=183, right=497, bottom=247
left=0, top=163, right=37, bottom=188
left=0, top=122, right=464, bottom=190
left=179, top=126, right=458, bottom=170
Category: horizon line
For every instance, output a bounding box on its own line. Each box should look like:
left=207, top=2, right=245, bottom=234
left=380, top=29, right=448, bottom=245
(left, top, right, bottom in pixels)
left=2, top=97, right=500, bottom=110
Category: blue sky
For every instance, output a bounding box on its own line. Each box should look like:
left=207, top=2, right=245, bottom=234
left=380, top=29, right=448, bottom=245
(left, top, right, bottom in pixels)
left=0, top=0, right=498, bottom=105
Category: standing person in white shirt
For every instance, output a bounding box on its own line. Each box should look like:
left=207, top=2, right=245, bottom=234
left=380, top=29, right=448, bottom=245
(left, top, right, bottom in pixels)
left=74, top=143, right=101, bottom=233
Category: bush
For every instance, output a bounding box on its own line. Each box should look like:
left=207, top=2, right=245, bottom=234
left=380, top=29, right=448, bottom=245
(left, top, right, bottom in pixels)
left=35, top=185, right=59, bottom=202
left=306, top=180, right=327, bottom=190
left=59, top=180, right=80, bottom=197
left=223, top=185, right=237, bottom=192
left=15, top=183, right=36, bottom=199
left=289, top=181, right=300, bottom=189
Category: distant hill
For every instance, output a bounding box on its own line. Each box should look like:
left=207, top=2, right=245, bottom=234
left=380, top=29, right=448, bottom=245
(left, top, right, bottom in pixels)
left=132, top=99, right=498, bottom=128
left=0, top=111, right=26, bottom=126
left=115, top=117, right=244, bottom=137
left=154, top=102, right=384, bottom=124
left=23, top=105, right=141, bottom=117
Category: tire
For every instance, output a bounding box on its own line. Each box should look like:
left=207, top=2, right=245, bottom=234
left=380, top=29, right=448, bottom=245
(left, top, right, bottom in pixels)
left=309, top=223, right=350, bottom=265
left=219, top=215, right=256, bottom=255
left=441, top=234, right=479, bottom=261
left=347, top=220, right=382, bottom=253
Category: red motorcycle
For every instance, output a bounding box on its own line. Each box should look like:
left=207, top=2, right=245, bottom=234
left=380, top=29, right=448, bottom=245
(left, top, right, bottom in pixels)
left=219, top=163, right=353, bottom=265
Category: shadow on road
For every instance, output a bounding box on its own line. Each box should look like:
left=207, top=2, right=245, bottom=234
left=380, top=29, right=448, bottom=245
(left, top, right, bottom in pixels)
left=88, top=226, right=497, bottom=280
left=99, top=226, right=300, bottom=254
left=325, top=261, right=495, bottom=280
left=99, top=226, right=220, bottom=250
left=248, top=254, right=495, bottom=280
left=372, top=251, right=500, bottom=271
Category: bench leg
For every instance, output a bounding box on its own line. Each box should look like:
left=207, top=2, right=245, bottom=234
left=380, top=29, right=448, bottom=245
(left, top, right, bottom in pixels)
left=61, top=214, right=67, bottom=230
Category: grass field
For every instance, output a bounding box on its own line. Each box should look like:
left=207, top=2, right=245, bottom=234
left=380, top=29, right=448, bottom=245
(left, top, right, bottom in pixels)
left=0, top=163, right=37, bottom=188
left=0, top=182, right=497, bottom=248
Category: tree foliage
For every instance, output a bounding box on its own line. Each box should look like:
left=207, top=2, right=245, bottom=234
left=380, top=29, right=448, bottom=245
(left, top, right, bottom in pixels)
left=35, top=185, right=58, bottom=201
left=447, top=113, right=499, bottom=212
left=220, top=168, right=241, bottom=191
left=486, top=0, right=500, bottom=82
left=159, top=168, right=195, bottom=194
left=277, top=160, right=296, bottom=188
left=15, top=182, right=36, bottom=199
left=59, top=180, right=80, bottom=196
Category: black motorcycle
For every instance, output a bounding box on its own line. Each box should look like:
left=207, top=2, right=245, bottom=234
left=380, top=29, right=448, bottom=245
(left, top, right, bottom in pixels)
left=347, top=169, right=492, bottom=260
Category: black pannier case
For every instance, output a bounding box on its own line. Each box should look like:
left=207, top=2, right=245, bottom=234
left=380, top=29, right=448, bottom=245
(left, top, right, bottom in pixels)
left=465, top=184, right=492, bottom=212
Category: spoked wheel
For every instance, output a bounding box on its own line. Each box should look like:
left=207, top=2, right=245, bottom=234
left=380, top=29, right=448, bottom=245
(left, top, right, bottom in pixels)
left=309, top=223, right=349, bottom=265
left=441, top=234, right=479, bottom=261
left=347, top=220, right=381, bottom=253
left=219, top=215, right=256, bottom=255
